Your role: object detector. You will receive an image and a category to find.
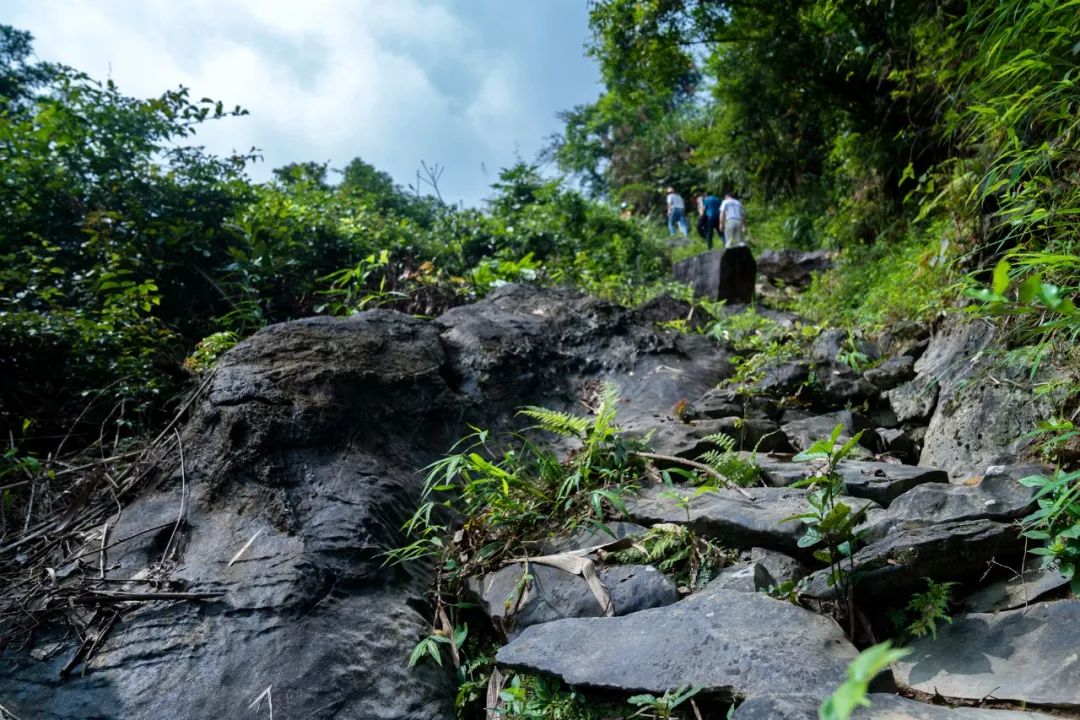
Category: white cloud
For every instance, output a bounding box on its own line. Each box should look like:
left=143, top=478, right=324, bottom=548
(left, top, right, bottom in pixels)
left=7, top=0, right=597, bottom=205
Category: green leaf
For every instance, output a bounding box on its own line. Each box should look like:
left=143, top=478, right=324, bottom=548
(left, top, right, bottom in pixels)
left=992, top=258, right=1011, bottom=296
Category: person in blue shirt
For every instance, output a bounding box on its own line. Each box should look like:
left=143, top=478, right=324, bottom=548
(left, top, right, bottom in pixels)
left=702, top=192, right=722, bottom=249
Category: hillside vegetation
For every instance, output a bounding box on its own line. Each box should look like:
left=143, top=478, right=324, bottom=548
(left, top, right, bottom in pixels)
left=1, top=0, right=1078, bottom=583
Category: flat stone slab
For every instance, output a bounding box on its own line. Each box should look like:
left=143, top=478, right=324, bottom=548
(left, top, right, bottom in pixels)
left=754, top=456, right=946, bottom=507
left=733, top=694, right=1056, bottom=719
left=628, top=484, right=877, bottom=556
left=961, top=566, right=1071, bottom=614
left=835, top=460, right=948, bottom=507
left=496, top=589, right=857, bottom=699
left=804, top=520, right=1022, bottom=602
left=859, top=468, right=1036, bottom=542
left=466, top=562, right=677, bottom=635
left=540, top=521, right=647, bottom=554
left=895, top=600, right=1080, bottom=710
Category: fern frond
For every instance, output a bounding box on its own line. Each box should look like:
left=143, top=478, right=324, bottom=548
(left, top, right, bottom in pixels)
left=518, top=406, right=590, bottom=438
left=700, top=433, right=736, bottom=452
left=591, top=381, right=622, bottom=440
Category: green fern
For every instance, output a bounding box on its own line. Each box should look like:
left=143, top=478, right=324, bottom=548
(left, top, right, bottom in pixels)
left=608, top=525, right=733, bottom=588
left=517, top=407, right=591, bottom=438
left=697, top=433, right=760, bottom=488
left=905, top=579, right=957, bottom=640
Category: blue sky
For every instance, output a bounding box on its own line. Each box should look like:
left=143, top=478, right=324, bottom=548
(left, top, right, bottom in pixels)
left=6, top=0, right=602, bottom=206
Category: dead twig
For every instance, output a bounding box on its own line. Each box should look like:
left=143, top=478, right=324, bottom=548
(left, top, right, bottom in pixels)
left=69, top=590, right=224, bottom=604
left=159, top=429, right=187, bottom=564
left=631, top=451, right=756, bottom=500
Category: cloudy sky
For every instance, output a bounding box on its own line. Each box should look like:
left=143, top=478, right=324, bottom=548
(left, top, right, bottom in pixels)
left=6, top=0, right=602, bottom=206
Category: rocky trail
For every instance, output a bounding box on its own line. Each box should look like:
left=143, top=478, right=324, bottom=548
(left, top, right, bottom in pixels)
left=1, top=260, right=1075, bottom=719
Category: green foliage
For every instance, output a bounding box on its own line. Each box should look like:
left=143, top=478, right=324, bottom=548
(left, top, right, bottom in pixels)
left=902, top=579, right=957, bottom=640
left=705, top=306, right=819, bottom=390
left=798, top=231, right=956, bottom=331
left=627, top=686, right=701, bottom=719
left=387, top=382, right=646, bottom=579
left=966, top=257, right=1078, bottom=343
left=608, top=523, right=734, bottom=590
left=497, top=674, right=611, bottom=720
left=183, top=331, right=239, bottom=373
left=819, top=642, right=910, bottom=720
left=1020, top=468, right=1080, bottom=595
left=697, top=433, right=761, bottom=488
left=786, top=424, right=869, bottom=636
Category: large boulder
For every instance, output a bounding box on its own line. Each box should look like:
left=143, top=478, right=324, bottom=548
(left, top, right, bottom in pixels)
left=673, top=247, right=757, bottom=303
left=0, top=286, right=742, bottom=720
left=919, top=357, right=1059, bottom=479
left=3, top=312, right=462, bottom=719
left=496, top=589, right=858, bottom=700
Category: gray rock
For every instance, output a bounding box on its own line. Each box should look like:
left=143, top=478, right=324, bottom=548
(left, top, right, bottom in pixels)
left=887, top=380, right=938, bottom=423
left=466, top=563, right=678, bottom=634
left=864, top=356, right=916, bottom=391
left=887, top=316, right=995, bottom=426
left=699, top=562, right=774, bottom=594
left=869, top=406, right=900, bottom=429
left=696, top=388, right=780, bottom=421
left=4, top=311, right=460, bottom=719
left=750, top=548, right=811, bottom=586
left=733, top=694, right=1056, bottom=719
left=624, top=416, right=732, bottom=459
left=814, top=367, right=880, bottom=409
left=628, top=484, right=878, bottom=556
left=878, top=320, right=931, bottom=359
left=755, top=456, right=945, bottom=506
left=894, top=601, right=1080, bottom=710
left=496, top=589, right=858, bottom=699
left=754, top=454, right=813, bottom=487
left=754, top=361, right=811, bottom=397
left=961, top=566, right=1071, bottom=613
left=874, top=427, right=920, bottom=464
left=540, top=521, right=647, bottom=554
left=804, top=520, right=1022, bottom=603
left=859, top=466, right=1038, bottom=542
left=811, top=328, right=849, bottom=365
left=673, top=247, right=757, bottom=303
left=835, top=460, right=948, bottom=507
left=920, top=360, right=1059, bottom=480
left=782, top=411, right=875, bottom=457
left=630, top=295, right=706, bottom=331
left=0, top=286, right=750, bottom=719
left=756, top=249, right=833, bottom=288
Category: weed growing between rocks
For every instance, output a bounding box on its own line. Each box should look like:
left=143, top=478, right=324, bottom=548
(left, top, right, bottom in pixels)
left=1020, top=468, right=1080, bottom=596
left=886, top=578, right=957, bottom=642
left=607, top=524, right=735, bottom=592
left=785, top=423, right=871, bottom=639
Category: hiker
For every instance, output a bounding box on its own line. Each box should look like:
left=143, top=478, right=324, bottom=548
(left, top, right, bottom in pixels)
left=719, top=191, right=747, bottom=248
left=665, top=187, right=689, bottom=237
left=702, top=191, right=722, bottom=250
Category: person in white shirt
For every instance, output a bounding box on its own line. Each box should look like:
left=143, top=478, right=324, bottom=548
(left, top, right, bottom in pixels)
left=665, top=187, right=689, bottom=237
left=719, top=192, right=747, bottom=248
